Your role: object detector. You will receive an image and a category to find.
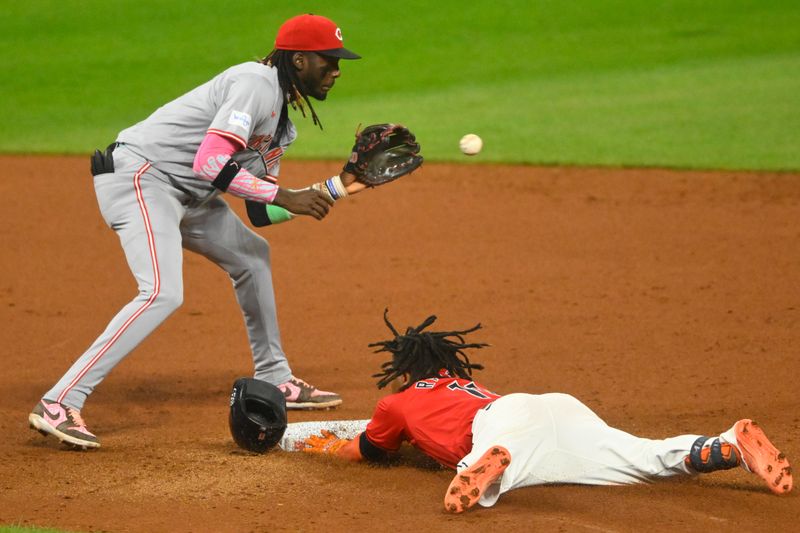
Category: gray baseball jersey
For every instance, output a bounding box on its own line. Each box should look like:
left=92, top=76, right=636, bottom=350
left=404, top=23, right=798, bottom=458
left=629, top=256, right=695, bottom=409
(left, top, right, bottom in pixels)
left=45, top=61, right=299, bottom=410
left=118, top=62, right=297, bottom=198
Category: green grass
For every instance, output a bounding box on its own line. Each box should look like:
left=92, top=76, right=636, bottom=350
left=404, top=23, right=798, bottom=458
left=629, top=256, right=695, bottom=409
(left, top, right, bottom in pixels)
left=0, top=527, right=72, bottom=533
left=1, top=0, right=798, bottom=169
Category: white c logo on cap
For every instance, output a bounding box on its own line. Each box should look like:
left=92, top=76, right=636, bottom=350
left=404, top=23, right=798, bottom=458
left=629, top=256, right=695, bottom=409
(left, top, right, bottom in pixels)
left=335, top=27, right=343, bottom=41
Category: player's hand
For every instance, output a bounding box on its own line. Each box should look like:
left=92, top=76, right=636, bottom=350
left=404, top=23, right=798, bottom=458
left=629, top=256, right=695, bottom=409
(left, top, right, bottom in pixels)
left=301, top=430, right=351, bottom=455
left=273, top=187, right=334, bottom=220
left=340, top=171, right=368, bottom=195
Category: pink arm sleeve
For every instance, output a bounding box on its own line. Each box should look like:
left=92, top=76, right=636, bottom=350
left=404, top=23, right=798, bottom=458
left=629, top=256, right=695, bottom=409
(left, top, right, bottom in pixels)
left=193, top=132, right=279, bottom=203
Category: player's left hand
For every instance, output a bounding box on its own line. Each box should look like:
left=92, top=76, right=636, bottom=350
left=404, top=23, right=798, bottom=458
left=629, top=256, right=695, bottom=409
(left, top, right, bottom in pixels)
left=339, top=170, right=368, bottom=195
left=342, top=123, right=423, bottom=188
left=301, top=430, right=351, bottom=455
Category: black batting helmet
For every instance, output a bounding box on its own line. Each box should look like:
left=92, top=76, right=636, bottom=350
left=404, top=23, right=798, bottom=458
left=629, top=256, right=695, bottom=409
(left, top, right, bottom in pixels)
left=229, top=378, right=287, bottom=453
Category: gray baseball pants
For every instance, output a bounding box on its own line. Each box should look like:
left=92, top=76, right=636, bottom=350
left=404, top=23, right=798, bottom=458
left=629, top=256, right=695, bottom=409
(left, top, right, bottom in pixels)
left=44, top=145, right=292, bottom=410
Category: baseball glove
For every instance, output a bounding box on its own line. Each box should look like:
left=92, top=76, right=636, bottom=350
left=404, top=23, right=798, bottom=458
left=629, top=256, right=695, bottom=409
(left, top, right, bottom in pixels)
left=343, top=123, right=423, bottom=186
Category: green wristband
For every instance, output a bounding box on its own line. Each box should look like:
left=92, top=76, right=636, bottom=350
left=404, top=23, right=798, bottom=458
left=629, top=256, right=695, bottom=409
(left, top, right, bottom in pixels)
left=265, top=204, right=295, bottom=225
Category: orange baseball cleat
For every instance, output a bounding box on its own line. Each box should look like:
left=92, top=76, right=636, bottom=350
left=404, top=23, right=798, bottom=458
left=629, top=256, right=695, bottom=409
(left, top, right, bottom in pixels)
left=721, top=419, right=793, bottom=494
left=444, top=445, right=511, bottom=513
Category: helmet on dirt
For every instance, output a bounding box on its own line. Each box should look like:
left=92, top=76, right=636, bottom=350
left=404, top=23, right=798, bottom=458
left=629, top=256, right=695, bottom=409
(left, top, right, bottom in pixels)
left=229, top=378, right=287, bottom=453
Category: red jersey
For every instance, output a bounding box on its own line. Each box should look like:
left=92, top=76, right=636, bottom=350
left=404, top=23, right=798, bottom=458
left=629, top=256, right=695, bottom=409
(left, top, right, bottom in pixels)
left=364, top=377, right=501, bottom=469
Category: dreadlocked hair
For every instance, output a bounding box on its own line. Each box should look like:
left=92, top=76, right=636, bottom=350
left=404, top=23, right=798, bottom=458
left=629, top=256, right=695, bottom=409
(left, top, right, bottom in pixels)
left=369, top=309, right=488, bottom=391
left=260, top=49, right=323, bottom=141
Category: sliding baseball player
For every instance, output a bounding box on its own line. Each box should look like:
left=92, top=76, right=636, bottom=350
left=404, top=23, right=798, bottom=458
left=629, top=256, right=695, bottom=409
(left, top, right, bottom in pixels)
left=299, top=311, right=793, bottom=513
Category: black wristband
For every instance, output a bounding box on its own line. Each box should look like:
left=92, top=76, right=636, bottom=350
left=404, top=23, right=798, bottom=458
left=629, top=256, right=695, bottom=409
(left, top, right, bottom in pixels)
left=359, top=432, right=389, bottom=462
left=245, top=200, right=271, bottom=227
left=211, top=158, right=240, bottom=192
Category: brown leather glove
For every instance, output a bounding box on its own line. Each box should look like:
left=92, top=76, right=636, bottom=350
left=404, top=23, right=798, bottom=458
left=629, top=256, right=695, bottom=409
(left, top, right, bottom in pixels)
left=342, top=123, right=423, bottom=186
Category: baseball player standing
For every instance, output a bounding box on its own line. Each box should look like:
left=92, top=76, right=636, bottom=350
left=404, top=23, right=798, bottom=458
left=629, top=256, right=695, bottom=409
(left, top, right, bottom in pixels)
left=29, top=14, right=371, bottom=450
left=301, top=312, right=793, bottom=512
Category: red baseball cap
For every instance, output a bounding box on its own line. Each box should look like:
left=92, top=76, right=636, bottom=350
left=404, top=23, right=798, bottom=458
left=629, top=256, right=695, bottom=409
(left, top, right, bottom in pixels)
left=275, top=14, right=361, bottom=59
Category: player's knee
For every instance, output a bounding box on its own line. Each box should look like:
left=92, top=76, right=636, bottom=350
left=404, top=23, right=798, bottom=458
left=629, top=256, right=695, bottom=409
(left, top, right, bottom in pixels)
left=220, top=236, right=272, bottom=281
left=155, top=286, right=183, bottom=314
left=234, top=237, right=271, bottom=273
left=250, top=235, right=271, bottom=261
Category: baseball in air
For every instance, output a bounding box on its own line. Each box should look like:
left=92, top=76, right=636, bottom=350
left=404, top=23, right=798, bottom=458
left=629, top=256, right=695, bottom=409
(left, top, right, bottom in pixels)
left=459, top=134, right=483, bottom=155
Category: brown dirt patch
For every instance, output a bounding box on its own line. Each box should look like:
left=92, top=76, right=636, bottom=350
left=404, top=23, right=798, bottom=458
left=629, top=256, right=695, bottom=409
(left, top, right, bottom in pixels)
left=1, top=156, right=798, bottom=532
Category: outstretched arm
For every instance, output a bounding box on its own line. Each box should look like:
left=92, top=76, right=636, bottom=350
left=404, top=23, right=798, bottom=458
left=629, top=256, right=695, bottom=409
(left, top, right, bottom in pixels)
left=334, top=434, right=364, bottom=461
left=302, top=431, right=392, bottom=463
left=193, top=132, right=333, bottom=221
left=302, top=430, right=363, bottom=461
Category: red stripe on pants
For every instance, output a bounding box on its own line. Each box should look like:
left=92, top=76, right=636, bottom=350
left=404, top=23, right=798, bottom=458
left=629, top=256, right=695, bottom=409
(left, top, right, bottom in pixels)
left=57, top=163, right=160, bottom=403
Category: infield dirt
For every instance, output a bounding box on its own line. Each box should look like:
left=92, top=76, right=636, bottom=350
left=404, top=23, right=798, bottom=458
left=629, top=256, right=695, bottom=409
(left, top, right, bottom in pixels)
left=1, top=156, right=798, bottom=532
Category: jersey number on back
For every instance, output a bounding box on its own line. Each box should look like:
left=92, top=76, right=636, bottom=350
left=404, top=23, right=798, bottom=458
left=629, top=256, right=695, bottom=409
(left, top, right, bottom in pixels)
left=446, top=381, right=491, bottom=399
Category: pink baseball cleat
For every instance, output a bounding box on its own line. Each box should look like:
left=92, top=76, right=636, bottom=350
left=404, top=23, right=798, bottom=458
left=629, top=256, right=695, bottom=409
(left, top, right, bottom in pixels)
left=29, top=399, right=100, bottom=450
left=277, top=376, right=342, bottom=410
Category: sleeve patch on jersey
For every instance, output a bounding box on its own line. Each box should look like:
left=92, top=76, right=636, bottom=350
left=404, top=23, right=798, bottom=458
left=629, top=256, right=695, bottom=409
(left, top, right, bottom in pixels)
left=228, top=110, right=252, bottom=130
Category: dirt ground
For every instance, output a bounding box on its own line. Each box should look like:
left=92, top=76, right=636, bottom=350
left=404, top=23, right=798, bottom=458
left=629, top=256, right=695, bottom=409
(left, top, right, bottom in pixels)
left=0, top=156, right=798, bottom=532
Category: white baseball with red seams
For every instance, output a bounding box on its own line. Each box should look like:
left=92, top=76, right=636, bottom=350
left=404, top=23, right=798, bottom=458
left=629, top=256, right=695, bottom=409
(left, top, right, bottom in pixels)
left=459, top=133, right=483, bottom=155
